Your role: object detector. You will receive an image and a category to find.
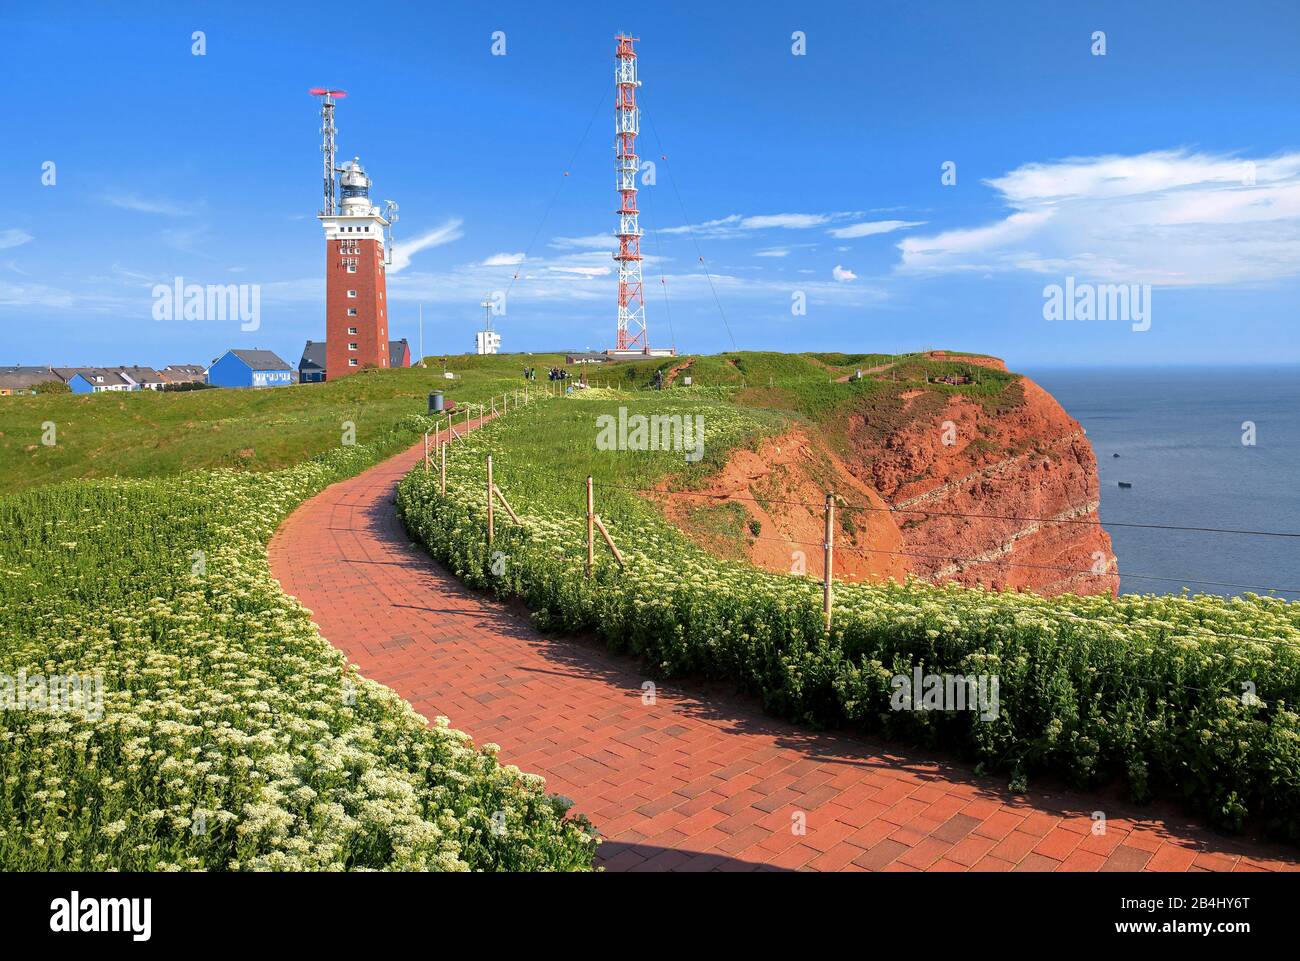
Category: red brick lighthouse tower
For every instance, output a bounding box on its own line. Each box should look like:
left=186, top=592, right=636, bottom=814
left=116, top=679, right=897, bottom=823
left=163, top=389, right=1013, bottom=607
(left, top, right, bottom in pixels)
left=320, top=158, right=391, bottom=378
left=312, top=89, right=397, bottom=380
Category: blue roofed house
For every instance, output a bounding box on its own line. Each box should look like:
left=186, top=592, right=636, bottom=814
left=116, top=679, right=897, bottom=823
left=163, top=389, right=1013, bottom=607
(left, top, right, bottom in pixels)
left=298, top=341, right=327, bottom=383
left=55, top=368, right=135, bottom=393
left=207, top=349, right=293, bottom=389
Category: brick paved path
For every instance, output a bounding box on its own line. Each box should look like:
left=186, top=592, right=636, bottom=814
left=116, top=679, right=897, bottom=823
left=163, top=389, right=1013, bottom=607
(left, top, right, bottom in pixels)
left=268, top=432, right=1299, bottom=872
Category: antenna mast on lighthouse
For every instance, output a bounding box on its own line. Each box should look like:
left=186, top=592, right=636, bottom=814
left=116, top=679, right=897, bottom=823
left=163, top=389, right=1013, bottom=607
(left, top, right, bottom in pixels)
left=310, top=88, right=347, bottom=216
left=613, top=34, right=648, bottom=352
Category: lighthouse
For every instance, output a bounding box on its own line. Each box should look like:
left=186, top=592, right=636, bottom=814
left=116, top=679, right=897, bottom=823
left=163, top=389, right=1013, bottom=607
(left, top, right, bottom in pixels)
left=320, top=159, right=391, bottom=378
left=311, top=89, right=398, bottom=380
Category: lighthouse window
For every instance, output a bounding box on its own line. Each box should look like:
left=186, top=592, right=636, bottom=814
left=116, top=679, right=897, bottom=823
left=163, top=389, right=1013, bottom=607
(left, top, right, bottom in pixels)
left=348, top=358, right=358, bottom=367
left=347, top=290, right=357, bottom=298
left=348, top=343, right=358, bottom=351
left=347, top=263, right=357, bottom=273
left=347, top=308, right=357, bottom=316
left=347, top=326, right=357, bottom=335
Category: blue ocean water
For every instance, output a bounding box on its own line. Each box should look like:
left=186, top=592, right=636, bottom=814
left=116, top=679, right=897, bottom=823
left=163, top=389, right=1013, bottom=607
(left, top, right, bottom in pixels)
left=1023, top=367, right=1300, bottom=600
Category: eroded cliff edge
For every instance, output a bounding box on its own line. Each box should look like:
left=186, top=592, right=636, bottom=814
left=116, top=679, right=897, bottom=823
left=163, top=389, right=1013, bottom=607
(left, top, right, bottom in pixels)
left=660, top=353, right=1118, bottom=597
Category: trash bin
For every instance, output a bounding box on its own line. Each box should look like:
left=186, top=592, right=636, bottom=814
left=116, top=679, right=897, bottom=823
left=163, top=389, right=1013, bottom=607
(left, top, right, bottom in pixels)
left=429, top=390, right=445, bottom=413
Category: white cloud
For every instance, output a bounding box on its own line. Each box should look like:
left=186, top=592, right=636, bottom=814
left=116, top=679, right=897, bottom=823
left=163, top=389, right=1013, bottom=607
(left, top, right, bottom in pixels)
left=160, top=224, right=212, bottom=255
left=739, top=213, right=831, bottom=230
left=548, top=265, right=611, bottom=276
left=832, top=264, right=857, bottom=282
left=549, top=233, right=618, bottom=251
left=389, top=218, right=464, bottom=273
left=660, top=211, right=858, bottom=239
left=830, top=219, right=926, bottom=239
left=482, top=252, right=525, bottom=266
left=0, top=229, right=33, bottom=250
left=105, top=193, right=198, bottom=217
left=899, top=149, right=1300, bottom=285
left=755, top=247, right=791, bottom=258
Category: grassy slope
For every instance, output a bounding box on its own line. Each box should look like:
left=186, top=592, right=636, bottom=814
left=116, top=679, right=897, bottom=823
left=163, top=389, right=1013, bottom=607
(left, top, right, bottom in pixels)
left=0, top=350, right=1017, bottom=495
left=0, top=355, right=573, bottom=494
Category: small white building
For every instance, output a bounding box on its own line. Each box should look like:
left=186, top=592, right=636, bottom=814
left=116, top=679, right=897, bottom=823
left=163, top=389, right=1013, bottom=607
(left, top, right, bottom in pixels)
left=475, top=329, right=501, bottom=355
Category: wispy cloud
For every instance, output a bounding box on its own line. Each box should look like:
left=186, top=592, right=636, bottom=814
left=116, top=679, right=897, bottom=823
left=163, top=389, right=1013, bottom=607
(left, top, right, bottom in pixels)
left=104, top=193, right=199, bottom=217
left=548, top=265, right=611, bottom=277
left=389, top=218, right=465, bottom=273
left=160, top=224, right=212, bottom=255
left=830, top=219, right=926, bottom=239
left=832, top=264, right=857, bottom=282
left=549, top=233, right=617, bottom=251
left=482, top=251, right=525, bottom=266
left=899, top=149, right=1300, bottom=285
left=0, top=229, right=34, bottom=250
left=660, top=211, right=858, bottom=240
left=755, top=247, right=791, bottom=257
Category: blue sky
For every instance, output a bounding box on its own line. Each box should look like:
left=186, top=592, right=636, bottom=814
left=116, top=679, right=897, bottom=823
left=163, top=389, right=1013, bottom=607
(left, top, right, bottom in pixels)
left=2, top=0, right=1298, bottom=368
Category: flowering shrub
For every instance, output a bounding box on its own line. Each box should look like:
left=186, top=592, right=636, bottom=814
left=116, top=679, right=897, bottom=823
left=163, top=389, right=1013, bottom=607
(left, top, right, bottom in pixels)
left=398, top=399, right=1300, bottom=840
left=0, top=429, right=597, bottom=871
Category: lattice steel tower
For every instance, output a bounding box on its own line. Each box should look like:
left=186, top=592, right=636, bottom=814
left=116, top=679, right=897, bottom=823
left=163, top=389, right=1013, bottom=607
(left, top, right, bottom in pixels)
left=613, top=34, right=648, bottom=350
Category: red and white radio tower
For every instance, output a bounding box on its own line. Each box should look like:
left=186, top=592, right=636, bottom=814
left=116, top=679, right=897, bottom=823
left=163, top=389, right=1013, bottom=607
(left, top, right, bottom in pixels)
left=613, top=34, right=648, bottom=352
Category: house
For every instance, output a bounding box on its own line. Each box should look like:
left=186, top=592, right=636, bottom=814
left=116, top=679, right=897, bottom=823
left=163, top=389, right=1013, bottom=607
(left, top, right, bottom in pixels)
left=108, top=366, right=166, bottom=390
left=56, top=368, right=135, bottom=393
left=298, top=341, right=327, bottom=383
left=206, top=349, right=293, bottom=389
left=297, top=339, right=410, bottom=383
left=160, top=364, right=206, bottom=385
left=389, top=338, right=411, bottom=369
left=0, top=365, right=57, bottom=396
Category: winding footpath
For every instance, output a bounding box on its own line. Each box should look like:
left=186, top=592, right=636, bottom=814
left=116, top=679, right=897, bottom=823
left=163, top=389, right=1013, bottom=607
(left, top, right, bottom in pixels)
left=268, top=430, right=1299, bottom=872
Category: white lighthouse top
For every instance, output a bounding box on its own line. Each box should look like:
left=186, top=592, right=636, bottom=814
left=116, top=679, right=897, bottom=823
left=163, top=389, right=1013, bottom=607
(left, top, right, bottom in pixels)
left=319, top=156, right=388, bottom=240
left=338, top=157, right=380, bottom=216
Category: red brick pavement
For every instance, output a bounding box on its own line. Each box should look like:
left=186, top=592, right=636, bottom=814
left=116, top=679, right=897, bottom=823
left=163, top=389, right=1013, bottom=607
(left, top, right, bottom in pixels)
left=268, top=431, right=1300, bottom=872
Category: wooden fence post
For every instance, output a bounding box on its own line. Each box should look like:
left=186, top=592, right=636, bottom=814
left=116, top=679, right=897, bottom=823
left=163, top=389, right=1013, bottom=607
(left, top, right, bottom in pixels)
left=586, top=476, right=595, bottom=576
left=440, top=440, right=446, bottom=495
left=823, top=492, right=835, bottom=631
left=486, top=454, right=495, bottom=547
left=424, top=432, right=430, bottom=472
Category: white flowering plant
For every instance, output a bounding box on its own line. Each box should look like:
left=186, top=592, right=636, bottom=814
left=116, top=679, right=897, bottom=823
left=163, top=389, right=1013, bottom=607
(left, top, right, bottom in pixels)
left=398, top=394, right=1300, bottom=841
left=0, top=425, right=597, bottom=871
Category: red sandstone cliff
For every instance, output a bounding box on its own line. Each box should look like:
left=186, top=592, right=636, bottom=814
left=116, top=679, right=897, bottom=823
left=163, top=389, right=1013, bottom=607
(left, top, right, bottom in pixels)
left=842, top=359, right=1118, bottom=596
left=659, top=354, right=1118, bottom=598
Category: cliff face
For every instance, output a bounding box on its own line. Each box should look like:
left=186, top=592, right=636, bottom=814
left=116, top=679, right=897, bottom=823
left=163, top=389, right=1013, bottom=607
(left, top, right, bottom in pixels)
left=660, top=354, right=1118, bottom=598
left=842, top=360, right=1117, bottom=596
left=659, top=429, right=910, bottom=584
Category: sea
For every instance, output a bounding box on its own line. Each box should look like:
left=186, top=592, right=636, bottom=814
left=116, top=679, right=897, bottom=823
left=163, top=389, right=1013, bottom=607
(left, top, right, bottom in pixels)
left=1024, top=367, right=1300, bottom=600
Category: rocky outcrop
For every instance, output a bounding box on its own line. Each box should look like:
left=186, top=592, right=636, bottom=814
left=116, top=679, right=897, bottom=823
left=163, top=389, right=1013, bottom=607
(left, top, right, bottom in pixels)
left=658, top=429, right=909, bottom=584
left=659, top=354, right=1118, bottom=597
left=839, top=360, right=1117, bottom=596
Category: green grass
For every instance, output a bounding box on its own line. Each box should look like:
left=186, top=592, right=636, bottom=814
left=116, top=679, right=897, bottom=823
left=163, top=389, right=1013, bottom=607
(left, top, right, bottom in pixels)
left=0, top=355, right=572, bottom=494
left=0, top=349, right=1022, bottom=496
